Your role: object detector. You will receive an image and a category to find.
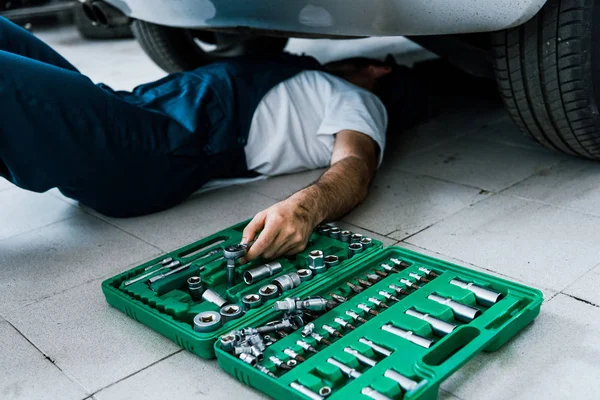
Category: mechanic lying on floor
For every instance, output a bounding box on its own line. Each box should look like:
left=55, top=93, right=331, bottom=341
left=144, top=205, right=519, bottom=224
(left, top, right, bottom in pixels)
left=0, top=17, right=405, bottom=261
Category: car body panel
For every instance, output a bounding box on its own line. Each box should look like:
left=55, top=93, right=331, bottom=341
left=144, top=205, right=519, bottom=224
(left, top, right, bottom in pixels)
left=106, top=0, right=547, bottom=36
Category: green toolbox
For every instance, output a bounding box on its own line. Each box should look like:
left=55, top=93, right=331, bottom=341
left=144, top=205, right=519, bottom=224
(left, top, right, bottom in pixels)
left=102, top=220, right=543, bottom=400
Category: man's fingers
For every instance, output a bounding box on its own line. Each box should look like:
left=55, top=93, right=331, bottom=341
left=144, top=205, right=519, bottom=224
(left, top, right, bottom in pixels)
left=242, top=212, right=266, bottom=245
left=245, top=223, right=280, bottom=261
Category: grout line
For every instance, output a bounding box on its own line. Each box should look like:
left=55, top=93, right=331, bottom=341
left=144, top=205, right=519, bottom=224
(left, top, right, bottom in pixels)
left=4, top=320, right=92, bottom=397
left=561, top=293, right=600, bottom=309
left=91, top=350, right=184, bottom=396
left=439, top=388, right=466, bottom=400
left=0, top=214, right=82, bottom=243
left=501, top=191, right=600, bottom=220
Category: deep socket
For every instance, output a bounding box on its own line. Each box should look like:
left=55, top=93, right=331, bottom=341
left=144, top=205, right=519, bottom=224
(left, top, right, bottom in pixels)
left=290, top=382, right=323, bottom=400
left=201, top=288, right=227, bottom=308
left=272, top=272, right=301, bottom=293
left=449, top=279, right=503, bottom=306
left=427, top=294, right=481, bottom=322
left=381, top=324, right=434, bottom=348
left=243, top=261, right=283, bottom=284
left=327, top=358, right=361, bottom=379
left=384, top=369, right=419, bottom=392
left=344, top=347, right=377, bottom=366
left=359, top=338, right=392, bottom=357
left=361, top=387, right=392, bottom=400
left=405, top=308, right=457, bottom=336
left=187, top=276, right=204, bottom=300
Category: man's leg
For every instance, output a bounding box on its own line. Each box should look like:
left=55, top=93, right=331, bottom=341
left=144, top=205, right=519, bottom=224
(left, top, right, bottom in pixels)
left=0, top=49, right=205, bottom=217
left=0, top=16, right=78, bottom=71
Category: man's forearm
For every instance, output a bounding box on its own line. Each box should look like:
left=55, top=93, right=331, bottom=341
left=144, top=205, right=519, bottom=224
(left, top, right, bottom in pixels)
left=288, top=155, right=375, bottom=225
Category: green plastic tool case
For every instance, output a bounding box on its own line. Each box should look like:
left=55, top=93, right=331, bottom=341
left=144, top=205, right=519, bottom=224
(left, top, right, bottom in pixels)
left=102, top=220, right=543, bottom=400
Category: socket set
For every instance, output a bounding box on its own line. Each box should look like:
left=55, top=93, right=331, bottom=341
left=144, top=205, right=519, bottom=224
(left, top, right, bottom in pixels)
left=102, top=221, right=542, bottom=399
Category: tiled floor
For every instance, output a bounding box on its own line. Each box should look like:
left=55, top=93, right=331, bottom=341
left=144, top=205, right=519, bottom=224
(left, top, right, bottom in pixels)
left=2, top=22, right=600, bottom=400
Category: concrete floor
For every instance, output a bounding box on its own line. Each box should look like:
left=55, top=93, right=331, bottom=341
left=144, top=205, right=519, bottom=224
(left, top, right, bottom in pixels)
left=2, top=23, right=600, bottom=400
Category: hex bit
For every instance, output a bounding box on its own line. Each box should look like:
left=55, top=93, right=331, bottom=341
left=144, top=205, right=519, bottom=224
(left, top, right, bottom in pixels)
left=270, top=356, right=292, bottom=370
left=311, top=332, right=332, bottom=346
left=329, top=293, right=347, bottom=304
left=381, top=263, right=402, bottom=274
left=366, top=274, right=382, bottom=284
left=418, top=266, right=440, bottom=278
left=400, top=278, right=421, bottom=290
left=408, top=272, right=430, bottom=284
left=322, top=324, right=343, bottom=338
left=368, top=297, right=389, bottom=309
left=346, top=310, right=368, bottom=324
left=334, top=317, right=356, bottom=330
left=357, top=278, right=373, bottom=288
left=346, top=282, right=364, bottom=294
left=378, top=290, right=400, bottom=302
left=388, top=284, right=410, bottom=296
left=358, top=303, right=379, bottom=316
left=284, top=348, right=305, bottom=363
left=374, top=270, right=389, bottom=278
left=296, top=340, right=318, bottom=354
left=390, top=258, right=411, bottom=269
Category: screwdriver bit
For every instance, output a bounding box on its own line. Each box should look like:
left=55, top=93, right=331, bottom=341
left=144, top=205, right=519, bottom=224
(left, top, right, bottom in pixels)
left=329, top=293, right=347, bottom=303
left=311, top=332, right=332, bottom=346
left=381, top=263, right=402, bottom=274
left=418, top=267, right=440, bottom=278
left=322, top=324, right=343, bottom=338
left=368, top=297, right=389, bottom=309
left=358, top=303, right=379, bottom=316
left=374, top=270, right=389, bottom=278
left=366, top=274, right=381, bottom=284
left=357, top=278, right=372, bottom=288
left=388, top=284, right=410, bottom=296
left=269, top=355, right=292, bottom=370
left=400, top=278, right=421, bottom=290
left=346, top=310, right=368, bottom=324
left=409, top=272, right=430, bottom=284
left=334, top=317, right=356, bottom=330
left=390, top=258, right=411, bottom=269
left=378, top=290, right=400, bottom=302
left=296, top=340, right=318, bottom=354
left=346, top=282, right=364, bottom=294
left=284, top=348, right=305, bottom=362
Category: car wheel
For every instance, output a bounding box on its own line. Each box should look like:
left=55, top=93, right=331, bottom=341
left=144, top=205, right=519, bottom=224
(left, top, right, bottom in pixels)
left=492, top=0, right=600, bottom=159
left=74, top=6, right=133, bottom=40
left=131, top=20, right=289, bottom=73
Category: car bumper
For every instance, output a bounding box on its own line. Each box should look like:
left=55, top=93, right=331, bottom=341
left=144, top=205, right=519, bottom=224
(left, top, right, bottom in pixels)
left=106, top=0, right=546, bottom=36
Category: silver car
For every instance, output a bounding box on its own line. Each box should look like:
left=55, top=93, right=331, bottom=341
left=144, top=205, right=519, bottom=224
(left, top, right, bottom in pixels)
left=81, top=0, right=600, bottom=160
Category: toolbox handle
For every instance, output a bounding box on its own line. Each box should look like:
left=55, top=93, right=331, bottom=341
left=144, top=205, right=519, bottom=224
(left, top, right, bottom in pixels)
left=418, top=326, right=490, bottom=379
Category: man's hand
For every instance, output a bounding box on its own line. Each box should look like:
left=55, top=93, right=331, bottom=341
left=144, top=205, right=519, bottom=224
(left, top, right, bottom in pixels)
left=241, top=197, right=319, bottom=262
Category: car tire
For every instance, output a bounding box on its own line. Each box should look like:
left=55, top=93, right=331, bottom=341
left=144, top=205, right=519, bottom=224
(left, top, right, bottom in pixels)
left=131, top=20, right=289, bottom=73
left=492, top=0, right=600, bottom=159
left=74, top=6, right=133, bottom=40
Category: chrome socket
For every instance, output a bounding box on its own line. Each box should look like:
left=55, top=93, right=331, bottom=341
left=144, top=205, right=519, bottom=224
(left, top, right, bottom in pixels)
left=327, top=358, right=362, bottom=379
left=329, top=227, right=341, bottom=240
left=201, top=288, right=227, bottom=308
left=243, top=261, right=283, bottom=285
left=308, top=250, right=327, bottom=275
left=242, top=293, right=262, bottom=309
left=427, top=294, right=481, bottom=322
left=290, top=382, right=324, bottom=400
left=297, top=268, right=313, bottom=282
left=384, top=369, right=418, bottom=392
left=324, top=255, right=340, bottom=268
left=340, top=230, right=352, bottom=242
left=405, top=308, right=457, bottom=336
left=219, top=333, right=237, bottom=352
left=360, top=237, right=373, bottom=248
left=272, top=273, right=301, bottom=293
left=348, top=243, right=364, bottom=258
left=193, top=311, right=221, bottom=333
left=239, top=352, right=258, bottom=366
left=258, top=284, right=279, bottom=300
left=350, top=233, right=363, bottom=243
left=359, top=338, right=392, bottom=357
left=381, top=324, right=434, bottom=348
left=362, top=387, right=392, bottom=400
left=220, top=304, right=243, bottom=323
left=449, top=279, right=503, bottom=307
left=187, top=276, right=204, bottom=300
left=317, top=225, right=332, bottom=235
left=344, top=347, right=377, bottom=367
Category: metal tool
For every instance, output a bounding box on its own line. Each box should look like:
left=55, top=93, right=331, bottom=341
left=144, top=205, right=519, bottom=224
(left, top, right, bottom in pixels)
left=255, top=364, right=276, bottom=378
left=449, top=278, right=503, bottom=306
left=366, top=273, right=382, bottom=284
left=348, top=242, right=364, bottom=258
left=418, top=267, right=439, bottom=278
left=256, top=319, right=294, bottom=334
left=374, top=269, right=389, bottom=278
left=308, top=250, right=327, bottom=275
left=242, top=293, right=262, bottom=309
left=360, top=237, right=373, bottom=248
left=220, top=304, right=243, bottom=323
left=359, top=338, right=392, bottom=357
left=324, top=255, right=340, bottom=268
left=400, top=278, right=421, bottom=290
left=405, top=309, right=457, bottom=336
left=301, top=322, right=315, bottom=337
left=200, top=288, right=227, bottom=308
left=311, top=332, right=332, bottom=346
left=296, top=340, right=318, bottom=354
left=340, top=230, right=352, bottom=242
left=319, top=387, right=332, bottom=397
left=329, top=227, right=341, bottom=240
left=317, top=225, right=332, bottom=235
left=409, top=272, right=430, bottom=284
left=219, top=333, right=237, bottom=352
left=390, top=258, right=411, bottom=269
left=427, top=294, right=481, bottom=322
left=381, top=324, right=434, bottom=348
left=274, top=296, right=329, bottom=312
left=284, top=348, right=305, bottom=362
left=334, top=317, right=356, bottom=330
left=193, top=311, right=222, bottom=333
left=290, top=382, right=323, bottom=400
left=272, top=272, right=301, bottom=293
left=234, top=345, right=264, bottom=360
left=258, top=284, right=279, bottom=300
left=143, top=257, right=174, bottom=272
left=223, top=241, right=255, bottom=289
left=329, top=293, right=347, bottom=304
left=362, top=387, right=392, bottom=400
left=368, top=297, right=389, bottom=309
left=379, top=290, right=400, bottom=302
left=147, top=261, right=194, bottom=286
left=124, top=260, right=180, bottom=286
left=346, top=282, right=363, bottom=294
left=389, top=284, right=410, bottom=296
left=346, top=310, right=367, bottom=324
left=239, top=352, right=258, bottom=366
left=381, top=263, right=401, bottom=274
left=344, top=347, right=377, bottom=367
left=384, top=369, right=419, bottom=392
left=350, top=233, right=363, bottom=243
left=243, top=261, right=283, bottom=285
left=322, top=324, right=343, bottom=338
left=358, top=303, right=379, bottom=316
left=187, top=276, right=204, bottom=300
left=270, top=356, right=292, bottom=370
left=297, top=268, right=313, bottom=282
left=357, top=278, right=372, bottom=288
left=327, top=358, right=361, bottom=379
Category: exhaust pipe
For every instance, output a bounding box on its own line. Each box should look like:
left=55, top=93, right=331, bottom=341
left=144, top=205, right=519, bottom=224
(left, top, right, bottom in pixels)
left=80, top=0, right=129, bottom=27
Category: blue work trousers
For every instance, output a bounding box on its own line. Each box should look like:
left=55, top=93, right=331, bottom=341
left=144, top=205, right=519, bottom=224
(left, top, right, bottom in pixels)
left=0, top=17, right=223, bottom=217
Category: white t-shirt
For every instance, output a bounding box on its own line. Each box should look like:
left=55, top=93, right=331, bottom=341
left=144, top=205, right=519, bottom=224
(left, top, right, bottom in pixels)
left=244, top=70, right=387, bottom=176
